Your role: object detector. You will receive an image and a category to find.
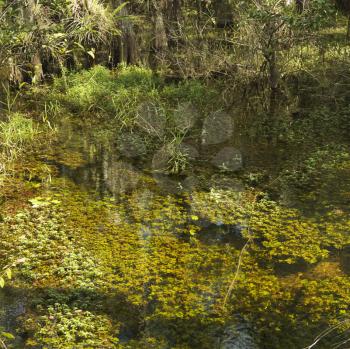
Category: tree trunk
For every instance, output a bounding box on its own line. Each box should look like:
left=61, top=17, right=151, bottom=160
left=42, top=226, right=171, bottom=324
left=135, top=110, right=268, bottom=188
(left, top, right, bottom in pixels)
left=154, top=8, right=168, bottom=52
left=263, top=37, right=280, bottom=118
left=24, top=0, right=43, bottom=83
left=111, top=0, right=138, bottom=65
left=149, top=0, right=168, bottom=69
left=167, top=0, right=182, bottom=47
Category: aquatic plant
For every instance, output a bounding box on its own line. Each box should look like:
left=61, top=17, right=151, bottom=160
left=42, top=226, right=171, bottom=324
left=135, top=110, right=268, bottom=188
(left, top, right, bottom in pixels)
left=25, top=303, right=118, bottom=348
left=0, top=177, right=349, bottom=348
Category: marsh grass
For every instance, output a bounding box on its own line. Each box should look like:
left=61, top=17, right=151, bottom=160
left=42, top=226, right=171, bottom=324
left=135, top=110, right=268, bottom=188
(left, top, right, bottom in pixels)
left=0, top=113, right=40, bottom=176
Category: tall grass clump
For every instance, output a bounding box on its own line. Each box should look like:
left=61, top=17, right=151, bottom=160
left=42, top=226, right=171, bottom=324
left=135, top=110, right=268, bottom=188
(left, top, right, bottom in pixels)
left=48, top=65, right=218, bottom=129
left=44, top=65, right=222, bottom=174
left=0, top=113, right=39, bottom=174
left=49, top=65, right=161, bottom=118
left=51, top=65, right=118, bottom=113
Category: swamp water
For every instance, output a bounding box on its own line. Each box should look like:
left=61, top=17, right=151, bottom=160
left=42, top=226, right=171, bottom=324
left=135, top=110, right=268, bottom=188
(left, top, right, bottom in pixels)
left=1, top=114, right=350, bottom=349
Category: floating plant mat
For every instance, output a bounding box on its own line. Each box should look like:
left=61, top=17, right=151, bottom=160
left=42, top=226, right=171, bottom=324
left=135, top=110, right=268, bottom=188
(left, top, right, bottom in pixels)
left=0, top=175, right=350, bottom=348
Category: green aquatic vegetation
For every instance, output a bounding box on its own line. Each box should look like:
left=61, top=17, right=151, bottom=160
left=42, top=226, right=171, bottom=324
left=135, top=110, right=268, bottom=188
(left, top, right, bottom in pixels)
left=58, top=187, right=239, bottom=314
left=189, top=188, right=248, bottom=225
left=298, top=276, right=350, bottom=323
left=24, top=303, right=119, bottom=349
left=51, top=147, right=87, bottom=169
left=280, top=145, right=350, bottom=189
left=0, top=181, right=238, bottom=346
left=319, top=210, right=350, bottom=249
left=190, top=189, right=350, bottom=264
left=277, top=144, right=350, bottom=209
left=0, top=200, right=102, bottom=290
left=125, top=191, right=189, bottom=226
left=249, top=202, right=328, bottom=264
left=1, top=177, right=350, bottom=348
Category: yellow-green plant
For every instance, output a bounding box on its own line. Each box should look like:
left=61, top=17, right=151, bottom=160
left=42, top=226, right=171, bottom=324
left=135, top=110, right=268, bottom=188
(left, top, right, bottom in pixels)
left=0, top=113, right=39, bottom=173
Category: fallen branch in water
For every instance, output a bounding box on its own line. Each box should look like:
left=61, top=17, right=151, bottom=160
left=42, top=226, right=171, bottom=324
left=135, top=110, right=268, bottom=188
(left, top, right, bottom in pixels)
left=304, top=318, right=350, bottom=349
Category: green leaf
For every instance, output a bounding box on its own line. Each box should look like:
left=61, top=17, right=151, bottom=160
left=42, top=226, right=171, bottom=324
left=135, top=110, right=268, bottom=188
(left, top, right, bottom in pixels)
left=5, top=269, right=11, bottom=280
left=0, top=277, right=5, bottom=288
left=1, top=332, right=14, bottom=340
left=113, top=2, right=128, bottom=16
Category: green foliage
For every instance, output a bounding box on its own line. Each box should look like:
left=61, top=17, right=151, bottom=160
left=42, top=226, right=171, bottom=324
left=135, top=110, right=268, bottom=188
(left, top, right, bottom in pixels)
left=25, top=303, right=118, bottom=348
left=0, top=0, right=123, bottom=83
left=306, top=0, right=337, bottom=29
left=52, top=65, right=116, bottom=112
left=190, top=189, right=350, bottom=264
left=65, top=0, right=120, bottom=45
left=0, top=173, right=349, bottom=348
left=115, top=64, right=158, bottom=89
left=161, top=80, right=218, bottom=110
left=49, top=65, right=159, bottom=119
left=278, top=144, right=350, bottom=208
left=0, top=113, right=38, bottom=154
left=48, top=65, right=216, bottom=128
left=0, top=113, right=39, bottom=176
left=0, top=269, right=11, bottom=289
